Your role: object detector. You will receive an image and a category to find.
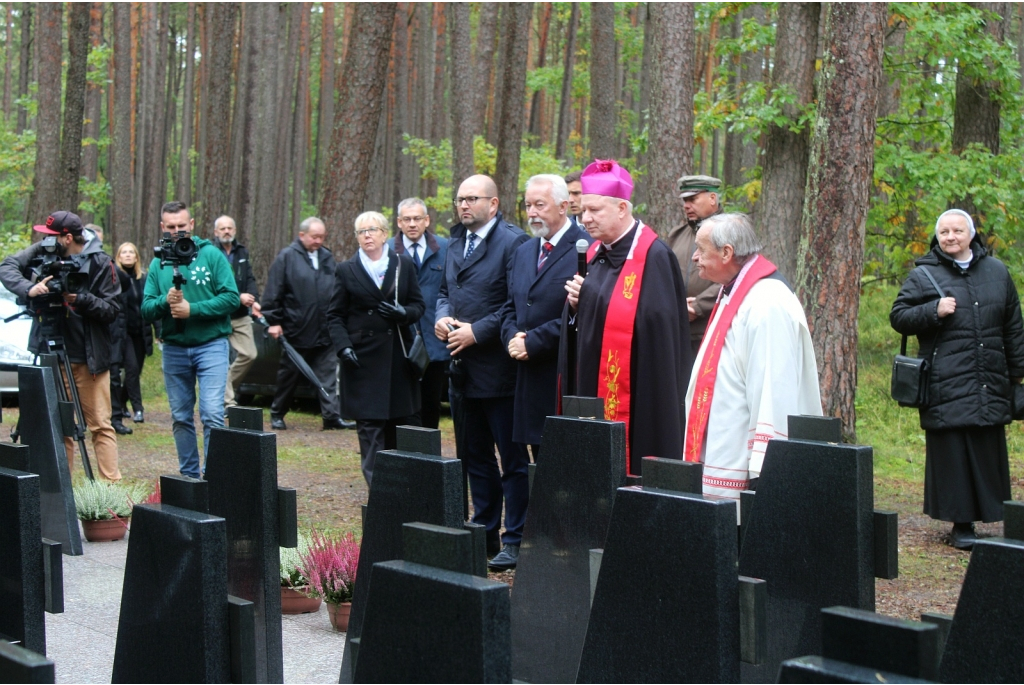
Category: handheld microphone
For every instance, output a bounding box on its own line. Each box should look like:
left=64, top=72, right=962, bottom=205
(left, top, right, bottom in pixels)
left=576, top=239, right=590, bottom=278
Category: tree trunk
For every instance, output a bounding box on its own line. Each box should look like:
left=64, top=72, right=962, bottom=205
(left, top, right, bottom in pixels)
left=58, top=2, right=90, bottom=211
left=270, top=3, right=299, bottom=248
left=487, top=5, right=504, bottom=146
left=176, top=3, right=196, bottom=205
left=759, top=2, right=820, bottom=280
left=228, top=4, right=251, bottom=220
left=493, top=2, right=532, bottom=221
left=198, top=2, right=237, bottom=235
left=29, top=3, right=61, bottom=225
left=3, top=4, right=13, bottom=120
left=644, top=3, right=695, bottom=237
left=797, top=2, right=886, bottom=440
left=291, top=2, right=311, bottom=233
left=319, top=2, right=396, bottom=260
left=448, top=2, right=474, bottom=184
left=430, top=3, right=446, bottom=143
left=110, top=3, right=132, bottom=249
left=588, top=2, right=616, bottom=159
left=528, top=3, right=552, bottom=143
left=472, top=2, right=499, bottom=138
left=951, top=2, right=1008, bottom=218
left=141, top=4, right=169, bottom=231
left=16, top=4, right=31, bottom=134
left=81, top=2, right=104, bottom=203
left=312, top=2, right=335, bottom=207
left=194, top=3, right=208, bottom=207
left=555, top=2, right=580, bottom=161
left=133, top=4, right=154, bottom=234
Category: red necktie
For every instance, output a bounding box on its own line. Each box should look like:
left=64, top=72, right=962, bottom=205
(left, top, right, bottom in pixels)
left=537, top=241, right=553, bottom=272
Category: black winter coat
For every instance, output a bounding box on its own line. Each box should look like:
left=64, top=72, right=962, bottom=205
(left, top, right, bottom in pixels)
left=110, top=267, right=132, bottom=365
left=262, top=239, right=336, bottom=350
left=0, top=238, right=121, bottom=374
left=890, top=236, right=1024, bottom=430
left=327, top=250, right=425, bottom=419
left=215, top=241, right=260, bottom=320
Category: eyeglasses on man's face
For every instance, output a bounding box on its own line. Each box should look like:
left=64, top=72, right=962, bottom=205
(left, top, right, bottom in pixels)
left=398, top=216, right=427, bottom=224
left=453, top=196, right=493, bottom=207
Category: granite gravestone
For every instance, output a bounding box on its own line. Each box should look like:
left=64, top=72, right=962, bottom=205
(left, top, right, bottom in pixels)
left=205, top=427, right=286, bottom=684
left=227, top=406, right=263, bottom=431
left=510, top=415, right=626, bottom=684
left=0, top=467, right=46, bottom=654
left=939, top=536, right=1024, bottom=683
left=15, top=365, right=81, bottom=556
left=112, top=504, right=231, bottom=683
left=352, top=522, right=510, bottom=683
left=738, top=437, right=875, bottom=683
left=779, top=606, right=940, bottom=683
left=576, top=485, right=739, bottom=683
left=339, top=449, right=465, bottom=683
left=0, top=641, right=55, bottom=684
left=395, top=425, right=443, bottom=456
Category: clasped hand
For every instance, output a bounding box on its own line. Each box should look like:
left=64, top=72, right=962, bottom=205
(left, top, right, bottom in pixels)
left=377, top=301, right=406, bottom=321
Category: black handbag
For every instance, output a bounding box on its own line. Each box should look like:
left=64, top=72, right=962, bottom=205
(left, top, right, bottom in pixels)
left=394, top=259, right=430, bottom=381
left=891, top=266, right=945, bottom=408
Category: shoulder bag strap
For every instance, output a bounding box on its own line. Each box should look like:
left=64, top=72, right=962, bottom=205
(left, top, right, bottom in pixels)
left=899, top=266, right=946, bottom=357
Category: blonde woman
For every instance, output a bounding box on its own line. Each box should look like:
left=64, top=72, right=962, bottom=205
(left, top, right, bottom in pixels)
left=327, top=211, right=425, bottom=485
left=115, top=242, right=155, bottom=424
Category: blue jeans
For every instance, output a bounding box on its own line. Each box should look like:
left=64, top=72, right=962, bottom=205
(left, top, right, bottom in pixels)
left=162, top=338, right=229, bottom=478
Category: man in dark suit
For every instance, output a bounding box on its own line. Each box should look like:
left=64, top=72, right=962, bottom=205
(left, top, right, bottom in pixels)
left=501, top=174, right=591, bottom=461
left=565, top=170, right=583, bottom=230
left=435, top=174, right=529, bottom=571
left=389, top=197, right=449, bottom=429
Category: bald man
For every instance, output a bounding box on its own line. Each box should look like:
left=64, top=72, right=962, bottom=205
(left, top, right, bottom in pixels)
left=436, top=174, right=530, bottom=570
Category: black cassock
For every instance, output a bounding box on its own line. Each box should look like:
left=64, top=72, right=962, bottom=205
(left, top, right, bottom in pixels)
left=558, top=222, right=692, bottom=475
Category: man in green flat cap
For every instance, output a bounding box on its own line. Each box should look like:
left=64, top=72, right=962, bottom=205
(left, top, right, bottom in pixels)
left=665, top=175, right=723, bottom=358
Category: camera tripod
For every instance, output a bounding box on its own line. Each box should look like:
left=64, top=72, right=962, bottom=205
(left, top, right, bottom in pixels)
left=6, top=309, right=95, bottom=480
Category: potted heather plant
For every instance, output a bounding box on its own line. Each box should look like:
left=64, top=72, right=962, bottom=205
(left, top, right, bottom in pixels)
left=299, top=529, right=360, bottom=631
left=280, top=532, right=322, bottom=614
left=72, top=480, right=152, bottom=542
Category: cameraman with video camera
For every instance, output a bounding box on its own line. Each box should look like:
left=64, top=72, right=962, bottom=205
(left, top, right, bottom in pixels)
left=0, top=211, right=123, bottom=481
left=142, top=201, right=238, bottom=479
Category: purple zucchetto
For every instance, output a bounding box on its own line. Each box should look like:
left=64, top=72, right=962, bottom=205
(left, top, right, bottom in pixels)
left=580, top=159, right=634, bottom=202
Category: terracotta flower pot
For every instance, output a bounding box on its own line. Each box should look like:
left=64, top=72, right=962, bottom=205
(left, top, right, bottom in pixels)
left=81, top=517, right=129, bottom=542
left=326, top=601, right=352, bottom=632
left=281, top=587, right=322, bottom=615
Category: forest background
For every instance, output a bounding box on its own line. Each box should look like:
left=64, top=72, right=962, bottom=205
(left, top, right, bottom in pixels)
left=0, top=2, right=1022, bottom=439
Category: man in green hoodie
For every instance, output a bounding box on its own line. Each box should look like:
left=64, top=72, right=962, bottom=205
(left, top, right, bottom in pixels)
left=142, top=200, right=239, bottom=478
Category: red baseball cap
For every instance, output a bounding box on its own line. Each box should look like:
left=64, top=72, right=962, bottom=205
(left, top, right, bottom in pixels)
left=33, top=211, right=84, bottom=237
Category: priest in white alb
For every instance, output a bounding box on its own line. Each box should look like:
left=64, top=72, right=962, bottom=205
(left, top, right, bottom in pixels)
left=684, top=212, right=822, bottom=504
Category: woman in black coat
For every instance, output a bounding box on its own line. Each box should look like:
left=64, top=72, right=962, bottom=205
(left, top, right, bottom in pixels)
left=115, top=242, right=154, bottom=425
left=890, top=209, right=1024, bottom=550
left=328, top=211, right=425, bottom=485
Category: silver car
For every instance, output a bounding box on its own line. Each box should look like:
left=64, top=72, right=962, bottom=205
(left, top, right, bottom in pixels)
left=0, top=288, right=37, bottom=392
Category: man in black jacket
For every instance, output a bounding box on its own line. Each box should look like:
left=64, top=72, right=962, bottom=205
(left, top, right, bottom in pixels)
left=435, top=174, right=530, bottom=570
left=213, top=215, right=262, bottom=412
left=0, top=211, right=123, bottom=481
left=262, top=216, right=349, bottom=430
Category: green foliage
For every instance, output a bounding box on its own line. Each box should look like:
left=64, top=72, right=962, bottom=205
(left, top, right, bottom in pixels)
left=73, top=479, right=152, bottom=521
left=280, top=531, right=313, bottom=587
left=0, top=127, right=36, bottom=239
left=869, top=3, right=1024, bottom=281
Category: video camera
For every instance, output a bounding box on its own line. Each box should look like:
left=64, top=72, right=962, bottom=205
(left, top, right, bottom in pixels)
left=29, top=236, right=88, bottom=299
left=154, top=231, right=197, bottom=269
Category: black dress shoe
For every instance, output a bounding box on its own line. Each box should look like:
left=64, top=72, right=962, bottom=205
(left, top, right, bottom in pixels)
left=950, top=522, right=977, bottom=550
left=487, top=544, right=520, bottom=571
left=323, top=417, right=357, bottom=430
left=122, top=408, right=132, bottom=418
left=132, top=410, right=144, bottom=424
left=270, top=416, right=287, bottom=430
left=112, top=421, right=133, bottom=435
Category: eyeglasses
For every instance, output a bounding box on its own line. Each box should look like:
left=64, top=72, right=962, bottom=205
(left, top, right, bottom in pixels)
left=355, top=227, right=383, bottom=236
left=398, top=216, right=427, bottom=224
left=453, top=196, right=493, bottom=207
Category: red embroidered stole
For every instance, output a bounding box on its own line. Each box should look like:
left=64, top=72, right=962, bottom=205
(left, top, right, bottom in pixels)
left=684, top=255, right=778, bottom=463
left=588, top=223, right=657, bottom=475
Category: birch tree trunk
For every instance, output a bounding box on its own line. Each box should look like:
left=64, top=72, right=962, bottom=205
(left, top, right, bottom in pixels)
left=797, top=2, right=886, bottom=440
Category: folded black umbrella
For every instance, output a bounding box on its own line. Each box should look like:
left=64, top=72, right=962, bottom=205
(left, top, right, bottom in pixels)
left=277, top=333, right=332, bottom=403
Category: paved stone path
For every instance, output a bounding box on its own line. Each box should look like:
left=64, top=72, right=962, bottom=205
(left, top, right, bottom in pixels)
left=46, top=529, right=344, bottom=684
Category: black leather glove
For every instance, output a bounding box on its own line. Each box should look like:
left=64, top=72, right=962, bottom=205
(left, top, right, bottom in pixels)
left=377, top=301, right=407, bottom=321
left=340, top=347, right=361, bottom=368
